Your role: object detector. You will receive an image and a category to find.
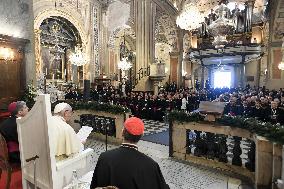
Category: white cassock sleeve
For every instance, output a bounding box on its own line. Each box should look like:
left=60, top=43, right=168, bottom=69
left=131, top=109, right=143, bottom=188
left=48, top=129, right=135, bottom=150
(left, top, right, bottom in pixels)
left=50, top=116, right=82, bottom=156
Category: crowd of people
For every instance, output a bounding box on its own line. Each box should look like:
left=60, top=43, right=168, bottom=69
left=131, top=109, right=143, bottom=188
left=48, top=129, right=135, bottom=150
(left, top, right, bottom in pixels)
left=2, top=82, right=284, bottom=189
left=64, top=83, right=284, bottom=125
left=0, top=100, right=169, bottom=189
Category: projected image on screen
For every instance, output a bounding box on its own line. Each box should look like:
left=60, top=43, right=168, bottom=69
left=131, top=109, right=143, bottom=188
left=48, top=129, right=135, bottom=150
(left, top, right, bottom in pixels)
left=214, top=71, right=231, bottom=88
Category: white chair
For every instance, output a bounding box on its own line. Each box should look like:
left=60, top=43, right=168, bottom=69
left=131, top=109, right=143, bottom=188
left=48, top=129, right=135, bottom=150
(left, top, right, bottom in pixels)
left=17, top=94, right=95, bottom=189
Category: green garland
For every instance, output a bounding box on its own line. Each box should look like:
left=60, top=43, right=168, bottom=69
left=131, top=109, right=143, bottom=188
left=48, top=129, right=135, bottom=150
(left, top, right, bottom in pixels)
left=70, top=101, right=130, bottom=115
left=168, top=111, right=204, bottom=123
left=217, top=115, right=284, bottom=144
left=168, top=111, right=284, bottom=144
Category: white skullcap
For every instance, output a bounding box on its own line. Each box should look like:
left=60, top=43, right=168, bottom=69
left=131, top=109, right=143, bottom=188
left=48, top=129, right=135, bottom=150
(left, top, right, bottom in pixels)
left=54, top=103, right=72, bottom=114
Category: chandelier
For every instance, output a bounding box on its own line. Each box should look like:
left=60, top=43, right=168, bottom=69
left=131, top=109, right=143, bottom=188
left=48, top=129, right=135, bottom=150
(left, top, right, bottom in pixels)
left=278, top=62, right=284, bottom=70
left=208, top=3, right=235, bottom=48
left=176, top=2, right=204, bottom=31
left=118, top=57, right=132, bottom=71
left=69, top=45, right=88, bottom=66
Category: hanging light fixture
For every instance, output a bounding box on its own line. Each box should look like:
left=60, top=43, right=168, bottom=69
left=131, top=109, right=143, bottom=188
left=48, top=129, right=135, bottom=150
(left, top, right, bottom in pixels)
left=279, top=38, right=284, bottom=70
left=69, top=45, right=88, bottom=66
left=208, top=2, right=236, bottom=48
left=118, top=57, right=132, bottom=80
left=118, top=57, right=132, bottom=71
left=176, top=1, right=204, bottom=31
left=278, top=54, right=284, bottom=70
left=0, top=47, right=14, bottom=62
left=278, top=62, right=284, bottom=70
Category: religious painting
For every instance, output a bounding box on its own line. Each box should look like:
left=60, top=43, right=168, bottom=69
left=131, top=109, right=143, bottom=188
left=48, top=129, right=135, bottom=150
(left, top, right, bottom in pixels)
left=41, top=47, right=64, bottom=80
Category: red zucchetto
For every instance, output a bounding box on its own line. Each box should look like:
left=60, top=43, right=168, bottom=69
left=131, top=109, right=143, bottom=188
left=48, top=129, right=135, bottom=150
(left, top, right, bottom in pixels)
left=8, top=102, right=17, bottom=113
left=124, top=117, right=144, bottom=136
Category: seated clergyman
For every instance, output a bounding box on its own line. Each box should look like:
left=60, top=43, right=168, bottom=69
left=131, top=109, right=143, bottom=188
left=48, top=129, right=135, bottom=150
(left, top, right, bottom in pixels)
left=50, top=102, right=82, bottom=157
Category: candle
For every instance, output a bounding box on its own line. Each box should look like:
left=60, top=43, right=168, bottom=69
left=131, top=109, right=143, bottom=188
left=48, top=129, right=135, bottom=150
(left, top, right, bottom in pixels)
left=64, top=69, right=66, bottom=76
left=52, top=74, right=55, bottom=81
left=45, top=68, right=47, bottom=75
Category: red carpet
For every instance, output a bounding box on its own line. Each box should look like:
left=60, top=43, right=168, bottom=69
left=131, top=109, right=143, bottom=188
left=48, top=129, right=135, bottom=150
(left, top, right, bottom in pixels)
left=0, top=168, right=22, bottom=189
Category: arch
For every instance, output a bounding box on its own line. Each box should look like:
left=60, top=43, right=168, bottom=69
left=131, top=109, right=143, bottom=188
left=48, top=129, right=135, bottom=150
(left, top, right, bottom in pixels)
left=33, top=4, right=88, bottom=78
left=34, top=9, right=87, bottom=46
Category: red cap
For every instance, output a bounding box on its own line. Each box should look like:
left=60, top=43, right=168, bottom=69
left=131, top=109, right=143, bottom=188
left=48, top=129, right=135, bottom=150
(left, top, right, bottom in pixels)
left=8, top=102, right=17, bottom=113
left=124, top=117, right=144, bottom=135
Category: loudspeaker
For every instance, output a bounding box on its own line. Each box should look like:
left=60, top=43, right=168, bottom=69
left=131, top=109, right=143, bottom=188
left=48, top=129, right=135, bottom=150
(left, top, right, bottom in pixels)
left=83, top=80, right=90, bottom=100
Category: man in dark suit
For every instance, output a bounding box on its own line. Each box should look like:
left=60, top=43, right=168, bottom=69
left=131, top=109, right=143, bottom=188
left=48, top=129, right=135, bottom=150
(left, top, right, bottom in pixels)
left=0, top=101, right=29, bottom=163
left=268, top=101, right=281, bottom=124
left=90, top=117, right=169, bottom=189
left=223, top=97, right=242, bottom=116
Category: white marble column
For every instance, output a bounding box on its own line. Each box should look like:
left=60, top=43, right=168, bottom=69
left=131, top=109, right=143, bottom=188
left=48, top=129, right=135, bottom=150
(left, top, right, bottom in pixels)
left=135, top=0, right=156, bottom=73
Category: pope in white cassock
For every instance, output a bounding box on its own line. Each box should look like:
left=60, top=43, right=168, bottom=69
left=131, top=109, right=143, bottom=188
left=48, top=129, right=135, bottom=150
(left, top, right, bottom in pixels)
left=50, top=102, right=82, bottom=157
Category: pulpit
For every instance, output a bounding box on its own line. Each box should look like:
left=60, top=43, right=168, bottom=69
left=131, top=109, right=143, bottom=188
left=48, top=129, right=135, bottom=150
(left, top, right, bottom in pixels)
left=17, top=94, right=95, bottom=189
left=198, top=101, right=226, bottom=121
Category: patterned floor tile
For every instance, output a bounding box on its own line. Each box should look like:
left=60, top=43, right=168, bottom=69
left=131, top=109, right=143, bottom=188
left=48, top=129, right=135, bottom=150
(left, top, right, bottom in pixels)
left=83, top=138, right=252, bottom=189
left=142, top=119, right=169, bottom=135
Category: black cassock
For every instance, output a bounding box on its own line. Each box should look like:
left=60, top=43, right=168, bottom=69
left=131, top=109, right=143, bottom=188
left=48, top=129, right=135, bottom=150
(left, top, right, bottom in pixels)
left=90, top=146, right=169, bottom=189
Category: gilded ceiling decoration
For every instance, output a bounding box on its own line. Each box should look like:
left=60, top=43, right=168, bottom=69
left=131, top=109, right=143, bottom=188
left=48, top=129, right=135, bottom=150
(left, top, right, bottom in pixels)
left=39, top=16, right=81, bottom=49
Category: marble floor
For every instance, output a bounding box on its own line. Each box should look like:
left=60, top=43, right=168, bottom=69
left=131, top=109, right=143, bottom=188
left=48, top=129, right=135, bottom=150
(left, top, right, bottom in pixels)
left=85, top=138, right=253, bottom=189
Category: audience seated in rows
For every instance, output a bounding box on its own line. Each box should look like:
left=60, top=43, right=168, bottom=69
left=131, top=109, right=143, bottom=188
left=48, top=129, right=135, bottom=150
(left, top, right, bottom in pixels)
left=68, top=83, right=284, bottom=125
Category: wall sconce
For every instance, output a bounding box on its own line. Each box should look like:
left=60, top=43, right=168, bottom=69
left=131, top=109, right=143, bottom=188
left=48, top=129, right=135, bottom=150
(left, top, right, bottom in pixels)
left=0, top=47, right=15, bottom=63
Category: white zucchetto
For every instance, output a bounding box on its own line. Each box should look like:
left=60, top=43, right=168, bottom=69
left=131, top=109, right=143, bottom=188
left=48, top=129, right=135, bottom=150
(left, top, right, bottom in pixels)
left=54, top=103, right=72, bottom=114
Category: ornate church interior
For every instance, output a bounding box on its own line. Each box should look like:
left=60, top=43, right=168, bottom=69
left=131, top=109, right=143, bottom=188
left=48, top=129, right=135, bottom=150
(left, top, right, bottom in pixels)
left=1, top=0, right=284, bottom=189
